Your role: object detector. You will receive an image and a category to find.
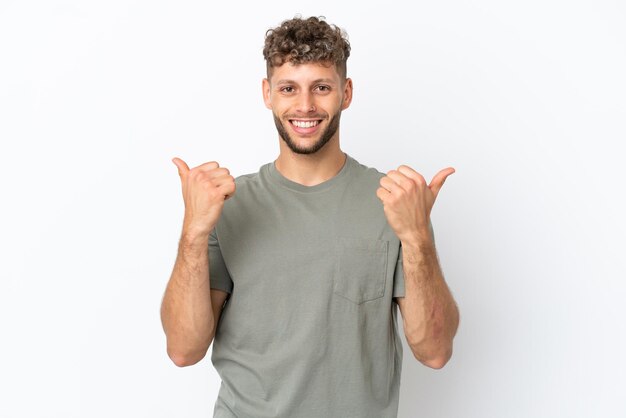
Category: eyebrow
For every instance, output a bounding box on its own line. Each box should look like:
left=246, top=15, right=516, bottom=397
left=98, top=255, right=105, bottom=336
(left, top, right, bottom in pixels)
left=275, top=78, right=337, bottom=86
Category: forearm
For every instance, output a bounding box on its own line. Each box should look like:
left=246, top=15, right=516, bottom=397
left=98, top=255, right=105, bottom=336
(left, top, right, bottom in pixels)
left=401, top=236, right=459, bottom=367
left=160, top=231, right=215, bottom=363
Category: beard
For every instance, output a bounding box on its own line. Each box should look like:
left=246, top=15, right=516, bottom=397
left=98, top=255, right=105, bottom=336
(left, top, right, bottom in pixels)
left=273, top=111, right=341, bottom=155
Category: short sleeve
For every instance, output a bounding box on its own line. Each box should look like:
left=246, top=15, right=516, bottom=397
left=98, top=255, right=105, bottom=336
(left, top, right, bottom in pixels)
left=392, top=246, right=405, bottom=298
left=392, top=222, right=436, bottom=300
left=209, top=227, right=233, bottom=294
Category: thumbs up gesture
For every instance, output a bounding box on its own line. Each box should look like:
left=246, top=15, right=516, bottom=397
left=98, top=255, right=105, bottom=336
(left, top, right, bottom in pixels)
left=376, top=165, right=455, bottom=247
left=172, top=157, right=236, bottom=238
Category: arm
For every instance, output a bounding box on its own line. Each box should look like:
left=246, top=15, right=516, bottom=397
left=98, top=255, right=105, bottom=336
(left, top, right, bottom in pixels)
left=160, top=232, right=229, bottom=367
left=395, top=234, right=459, bottom=369
left=160, top=157, right=235, bottom=367
left=377, top=164, right=459, bottom=369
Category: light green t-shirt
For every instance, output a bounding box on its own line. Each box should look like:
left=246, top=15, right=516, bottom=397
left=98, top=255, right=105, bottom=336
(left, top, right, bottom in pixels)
left=209, top=154, right=408, bottom=418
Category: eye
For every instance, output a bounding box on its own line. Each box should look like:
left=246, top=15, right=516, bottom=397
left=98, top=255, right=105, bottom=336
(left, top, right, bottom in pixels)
left=316, top=85, right=331, bottom=92
left=280, top=86, right=295, bottom=93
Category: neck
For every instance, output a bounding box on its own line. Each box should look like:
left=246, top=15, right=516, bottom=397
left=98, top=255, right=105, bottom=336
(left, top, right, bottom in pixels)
left=274, top=139, right=347, bottom=187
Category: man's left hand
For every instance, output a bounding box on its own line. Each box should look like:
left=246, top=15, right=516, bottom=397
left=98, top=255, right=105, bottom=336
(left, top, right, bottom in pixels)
left=376, top=165, right=455, bottom=247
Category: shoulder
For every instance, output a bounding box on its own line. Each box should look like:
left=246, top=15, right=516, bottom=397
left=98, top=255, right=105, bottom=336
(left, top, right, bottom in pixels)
left=231, top=162, right=269, bottom=190
left=234, top=171, right=261, bottom=187
left=347, top=154, right=386, bottom=186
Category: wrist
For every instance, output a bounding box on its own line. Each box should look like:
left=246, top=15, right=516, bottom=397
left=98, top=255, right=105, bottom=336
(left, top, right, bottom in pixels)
left=180, top=225, right=212, bottom=247
left=401, top=229, right=434, bottom=252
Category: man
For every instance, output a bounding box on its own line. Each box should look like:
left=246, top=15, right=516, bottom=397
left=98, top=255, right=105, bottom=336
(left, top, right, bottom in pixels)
left=160, top=16, right=459, bottom=418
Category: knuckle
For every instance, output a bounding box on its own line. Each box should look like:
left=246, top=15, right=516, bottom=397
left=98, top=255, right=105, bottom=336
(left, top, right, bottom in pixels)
left=190, top=168, right=205, bottom=179
left=212, top=167, right=229, bottom=177
left=207, top=188, right=221, bottom=200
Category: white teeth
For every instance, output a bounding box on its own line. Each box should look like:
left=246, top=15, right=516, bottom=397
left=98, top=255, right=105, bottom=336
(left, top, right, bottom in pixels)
left=292, top=120, right=319, bottom=128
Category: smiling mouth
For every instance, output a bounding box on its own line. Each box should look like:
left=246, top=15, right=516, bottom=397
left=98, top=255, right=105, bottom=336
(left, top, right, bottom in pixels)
left=289, top=119, right=323, bottom=128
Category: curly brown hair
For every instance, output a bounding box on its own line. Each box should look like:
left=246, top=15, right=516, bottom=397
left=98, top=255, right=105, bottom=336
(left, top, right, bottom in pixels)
left=263, top=16, right=351, bottom=80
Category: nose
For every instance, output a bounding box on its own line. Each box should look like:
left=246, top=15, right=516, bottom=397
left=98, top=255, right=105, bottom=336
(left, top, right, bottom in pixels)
left=296, top=91, right=316, bottom=113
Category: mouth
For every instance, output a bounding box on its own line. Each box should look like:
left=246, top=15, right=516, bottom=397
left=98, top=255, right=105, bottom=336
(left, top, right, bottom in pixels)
left=289, top=118, right=323, bottom=135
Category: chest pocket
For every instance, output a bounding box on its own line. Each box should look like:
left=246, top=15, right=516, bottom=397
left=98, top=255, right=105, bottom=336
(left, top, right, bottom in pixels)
left=333, top=237, right=389, bottom=304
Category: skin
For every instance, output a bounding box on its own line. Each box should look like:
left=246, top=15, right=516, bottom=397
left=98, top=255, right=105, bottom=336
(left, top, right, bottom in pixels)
left=377, top=165, right=460, bottom=368
left=262, top=61, right=353, bottom=186
left=161, top=59, right=459, bottom=369
left=160, top=159, right=234, bottom=366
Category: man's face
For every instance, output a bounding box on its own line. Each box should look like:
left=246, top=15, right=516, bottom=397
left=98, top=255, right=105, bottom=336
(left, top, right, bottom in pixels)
left=263, top=61, right=353, bottom=155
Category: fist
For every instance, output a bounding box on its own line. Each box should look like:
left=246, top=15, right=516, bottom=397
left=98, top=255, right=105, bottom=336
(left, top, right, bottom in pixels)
left=376, top=165, right=454, bottom=246
left=172, top=157, right=236, bottom=237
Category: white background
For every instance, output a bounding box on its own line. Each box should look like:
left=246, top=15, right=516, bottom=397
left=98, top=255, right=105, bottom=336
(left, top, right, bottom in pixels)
left=1, top=0, right=625, bottom=417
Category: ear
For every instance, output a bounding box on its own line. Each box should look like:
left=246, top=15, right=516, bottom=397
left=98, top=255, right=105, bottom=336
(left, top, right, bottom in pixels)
left=341, top=78, right=353, bottom=110
left=262, top=78, right=272, bottom=109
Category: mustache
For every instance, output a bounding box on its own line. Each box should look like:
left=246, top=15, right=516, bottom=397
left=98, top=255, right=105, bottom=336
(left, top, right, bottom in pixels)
left=284, top=114, right=327, bottom=120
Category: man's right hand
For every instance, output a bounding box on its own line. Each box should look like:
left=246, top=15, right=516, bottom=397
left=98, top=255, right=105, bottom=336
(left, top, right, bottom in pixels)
left=172, top=157, right=236, bottom=238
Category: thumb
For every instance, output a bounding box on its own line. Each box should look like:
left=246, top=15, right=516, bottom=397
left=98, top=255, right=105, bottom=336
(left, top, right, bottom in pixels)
left=172, top=157, right=190, bottom=179
left=429, top=167, right=455, bottom=199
